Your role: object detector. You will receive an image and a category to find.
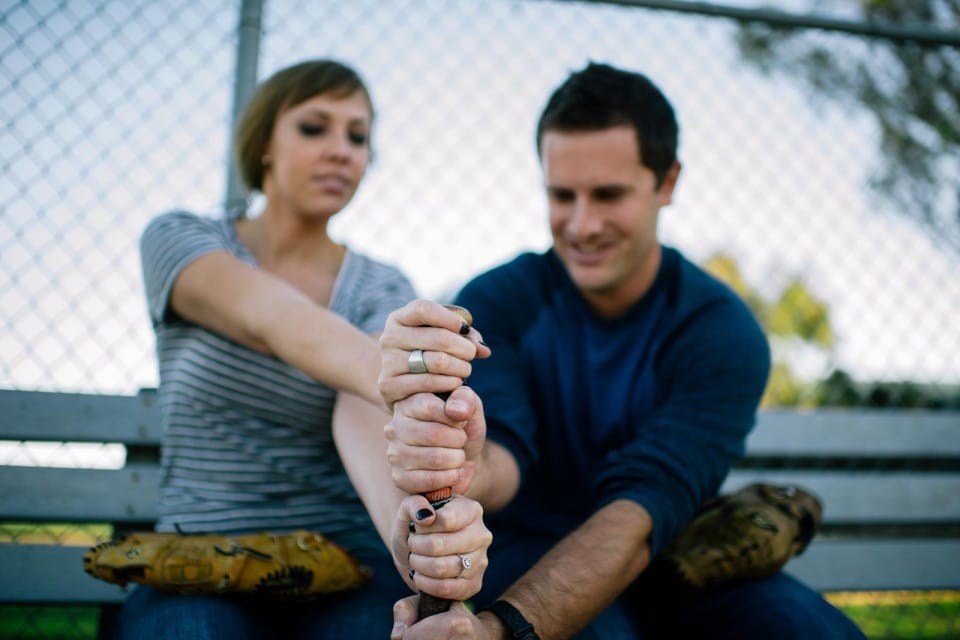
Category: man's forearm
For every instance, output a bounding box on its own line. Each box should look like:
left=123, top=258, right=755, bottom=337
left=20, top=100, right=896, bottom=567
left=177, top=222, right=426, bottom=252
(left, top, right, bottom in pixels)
left=465, top=441, right=521, bottom=513
left=492, top=499, right=653, bottom=639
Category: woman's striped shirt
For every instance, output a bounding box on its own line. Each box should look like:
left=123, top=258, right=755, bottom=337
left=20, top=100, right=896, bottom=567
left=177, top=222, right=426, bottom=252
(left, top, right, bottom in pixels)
left=139, top=209, right=416, bottom=557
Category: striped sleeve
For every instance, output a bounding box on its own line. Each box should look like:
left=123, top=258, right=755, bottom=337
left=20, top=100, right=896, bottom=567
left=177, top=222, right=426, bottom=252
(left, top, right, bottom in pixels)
left=140, top=210, right=231, bottom=327
left=334, top=252, right=417, bottom=335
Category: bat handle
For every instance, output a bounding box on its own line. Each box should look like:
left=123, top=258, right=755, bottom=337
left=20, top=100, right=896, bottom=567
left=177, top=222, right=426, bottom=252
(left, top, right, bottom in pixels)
left=416, top=304, right=473, bottom=619
left=417, top=487, right=455, bottom=618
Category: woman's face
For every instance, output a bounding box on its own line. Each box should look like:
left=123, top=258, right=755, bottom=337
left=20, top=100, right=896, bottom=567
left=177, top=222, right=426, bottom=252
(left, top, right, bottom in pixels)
left=263, top=88, right=372, bottom=219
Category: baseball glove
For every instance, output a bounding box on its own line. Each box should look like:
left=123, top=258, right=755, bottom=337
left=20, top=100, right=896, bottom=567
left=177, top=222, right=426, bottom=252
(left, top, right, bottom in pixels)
left=83, top=529, right=372, bottom=599
left=651, top=482, right=822, bottom=590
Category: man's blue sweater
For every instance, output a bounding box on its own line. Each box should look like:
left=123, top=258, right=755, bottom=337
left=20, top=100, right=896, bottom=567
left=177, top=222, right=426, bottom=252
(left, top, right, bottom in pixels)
left=455, top=246, right=770, bottom=556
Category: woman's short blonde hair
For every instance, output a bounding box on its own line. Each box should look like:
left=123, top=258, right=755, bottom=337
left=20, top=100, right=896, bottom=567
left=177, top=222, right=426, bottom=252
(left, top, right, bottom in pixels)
left=233, top=59, right=373, bottom=193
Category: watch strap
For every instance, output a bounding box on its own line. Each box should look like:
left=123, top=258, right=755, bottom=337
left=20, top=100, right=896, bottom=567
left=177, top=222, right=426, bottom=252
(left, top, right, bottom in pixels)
left=481, top=599, right=540, bottom=640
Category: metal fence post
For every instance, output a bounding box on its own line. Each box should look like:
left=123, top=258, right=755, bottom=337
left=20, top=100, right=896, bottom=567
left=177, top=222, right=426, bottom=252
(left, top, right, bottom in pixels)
left=224, top=0, right=264, bottom=212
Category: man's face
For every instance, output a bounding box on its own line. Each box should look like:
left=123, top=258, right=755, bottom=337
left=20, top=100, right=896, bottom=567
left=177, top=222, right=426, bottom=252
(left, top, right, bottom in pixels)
left=541, top=125, right=679, bottom=317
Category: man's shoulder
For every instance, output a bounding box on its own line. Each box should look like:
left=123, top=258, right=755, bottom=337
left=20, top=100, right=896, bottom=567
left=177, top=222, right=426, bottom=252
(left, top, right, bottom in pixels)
left=665, top=248, right=767, bottom=344
left=462, top=250, right=552, bottom=293
left=669, top=249, right=752, bottom=312
left=456, top=251, right=556, bottom=327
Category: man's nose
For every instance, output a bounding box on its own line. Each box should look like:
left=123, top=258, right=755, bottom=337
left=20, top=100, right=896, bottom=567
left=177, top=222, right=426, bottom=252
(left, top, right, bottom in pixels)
left=568, top=198, right=603, bottom=237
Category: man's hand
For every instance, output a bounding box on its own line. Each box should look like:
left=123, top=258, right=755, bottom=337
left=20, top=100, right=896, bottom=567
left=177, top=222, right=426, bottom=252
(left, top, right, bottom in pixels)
left=391, top=596, right=502, bottom=640
left=391, top=494, right=492, bottom=600
left=379, top=300, right=490, bottom=411
left=386, top=386, right=487, bottom=497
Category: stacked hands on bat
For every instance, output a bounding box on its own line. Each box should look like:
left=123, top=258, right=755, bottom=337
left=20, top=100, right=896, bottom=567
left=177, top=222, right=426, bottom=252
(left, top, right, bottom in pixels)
left=379, top=300, right=495, bottom=637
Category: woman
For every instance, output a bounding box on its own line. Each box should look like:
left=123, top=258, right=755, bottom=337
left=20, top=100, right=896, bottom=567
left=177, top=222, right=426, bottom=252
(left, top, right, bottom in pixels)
left=115, top=59, right=490, bottom=639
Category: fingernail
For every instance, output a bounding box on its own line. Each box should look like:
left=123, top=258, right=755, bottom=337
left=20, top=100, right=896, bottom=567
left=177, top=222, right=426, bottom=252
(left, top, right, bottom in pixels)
left=408, top=569, right=415, bottom=579
left=416, top=508, right=433, bottom=521
left=459, top=321, right=470, bottom=335
left=448, top=399, right=468, bottom=413
left=408, top=521, right=416, bottom=533
left=391, top=622, right=405, bottom=638
left=478, top=339, right=487, bottom=347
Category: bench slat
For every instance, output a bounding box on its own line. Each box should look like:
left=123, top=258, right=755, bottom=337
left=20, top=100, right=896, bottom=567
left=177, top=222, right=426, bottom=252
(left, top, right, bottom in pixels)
left=724, top=470, right=960, bottom=523
left=0, top=544, right=129, bottom=603
left=0, top=465, right=160, bottom=522
left=787, top=538, right=960, bottom=591
left=751, top=410, right=960, bottom=456
left=0, top=389, right=160, bottom=444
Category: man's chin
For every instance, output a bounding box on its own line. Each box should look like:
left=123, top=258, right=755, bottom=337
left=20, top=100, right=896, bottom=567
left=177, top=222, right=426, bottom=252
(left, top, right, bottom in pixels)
left=567, top=266, right=612, bottom=294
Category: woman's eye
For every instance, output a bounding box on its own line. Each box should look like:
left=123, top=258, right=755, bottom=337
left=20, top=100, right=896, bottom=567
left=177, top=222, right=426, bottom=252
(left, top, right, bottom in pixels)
left=348, top=131, right=368, bottom=146
left=299, top=123, right=326, bottom=136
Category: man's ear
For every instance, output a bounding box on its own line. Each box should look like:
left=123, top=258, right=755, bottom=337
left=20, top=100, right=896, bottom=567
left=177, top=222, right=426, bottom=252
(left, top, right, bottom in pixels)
left=658, top=161, right=682, bottom=205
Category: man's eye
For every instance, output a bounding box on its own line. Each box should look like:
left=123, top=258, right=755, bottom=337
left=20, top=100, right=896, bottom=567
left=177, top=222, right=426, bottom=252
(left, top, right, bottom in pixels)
left=299, top=124, right=326, bottom=136
left=595, top=189, right=623, bottom=202
left=549, top=190, right=575, bottom=203
left=348, top=131, right=368, bottom=145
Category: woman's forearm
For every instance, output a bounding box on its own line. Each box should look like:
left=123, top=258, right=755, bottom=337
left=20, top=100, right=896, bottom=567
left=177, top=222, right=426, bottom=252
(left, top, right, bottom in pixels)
left=332, top=392, right=404, bottom=547
left=170, top=251, right=384, bottom=407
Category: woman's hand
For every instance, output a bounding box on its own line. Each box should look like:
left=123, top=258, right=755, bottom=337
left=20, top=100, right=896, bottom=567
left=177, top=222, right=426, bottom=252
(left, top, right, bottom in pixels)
left=385, top=386, right=486, bottom=497
left=379, top=300, right=490, bottom=412
left=391, top=493, right=491, bottom=601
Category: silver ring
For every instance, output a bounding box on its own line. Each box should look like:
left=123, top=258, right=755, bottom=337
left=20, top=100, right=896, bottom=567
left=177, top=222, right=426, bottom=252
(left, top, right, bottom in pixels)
left=457, top=553, right=472, bottom=578
left=407, top=349, right=428, bottom=374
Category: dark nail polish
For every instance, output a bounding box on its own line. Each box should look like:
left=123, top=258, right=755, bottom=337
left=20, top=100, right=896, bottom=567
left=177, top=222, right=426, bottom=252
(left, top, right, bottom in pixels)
left=409, top=521, right=416, bottom=533
left=478, top=339, right=487, bottom=347
left=408, top=569, right=415, bottom=579
left=415, top=508, right=433, bottom=521
left=459, top=321, right=470, bottom=335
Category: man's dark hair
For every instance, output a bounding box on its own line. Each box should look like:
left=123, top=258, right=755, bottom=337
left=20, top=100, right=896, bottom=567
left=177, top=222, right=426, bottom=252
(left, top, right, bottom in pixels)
left=536, top=62, right=679, bottom=187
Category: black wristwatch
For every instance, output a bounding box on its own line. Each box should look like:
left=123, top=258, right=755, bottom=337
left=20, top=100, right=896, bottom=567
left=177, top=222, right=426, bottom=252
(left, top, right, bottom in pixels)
left=481, top=599, right=540, bottom=640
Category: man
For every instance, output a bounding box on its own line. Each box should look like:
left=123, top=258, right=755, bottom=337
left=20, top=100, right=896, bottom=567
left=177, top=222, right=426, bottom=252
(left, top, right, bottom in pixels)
left=380, top=62, right=865, bottom=639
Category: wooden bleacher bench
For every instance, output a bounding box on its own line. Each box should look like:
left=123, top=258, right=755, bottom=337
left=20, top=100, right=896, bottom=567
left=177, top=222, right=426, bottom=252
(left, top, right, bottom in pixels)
left=1, top=388, right=958, bottom=621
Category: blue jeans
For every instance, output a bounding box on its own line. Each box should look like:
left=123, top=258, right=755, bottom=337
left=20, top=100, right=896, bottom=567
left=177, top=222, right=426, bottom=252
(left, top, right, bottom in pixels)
left=476, top=530, right=868, bottom=640
left=113, top=553, right=409, bottom=640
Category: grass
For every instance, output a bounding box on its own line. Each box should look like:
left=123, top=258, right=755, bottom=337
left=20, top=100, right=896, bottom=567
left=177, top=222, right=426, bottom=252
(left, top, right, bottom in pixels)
left=0, top=607, right=98, bottom=640
left=828, top=591, right=960, bottom=640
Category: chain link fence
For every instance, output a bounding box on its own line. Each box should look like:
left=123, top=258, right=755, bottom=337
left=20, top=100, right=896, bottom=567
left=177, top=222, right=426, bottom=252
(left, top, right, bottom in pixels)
left=2, top=0, right=958, bottom=637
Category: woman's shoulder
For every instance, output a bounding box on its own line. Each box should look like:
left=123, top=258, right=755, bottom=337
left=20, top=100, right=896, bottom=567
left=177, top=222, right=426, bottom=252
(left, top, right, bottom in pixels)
left=340, top=249, right=410, bottom=286
left=142, top=209, right=222, bottom=238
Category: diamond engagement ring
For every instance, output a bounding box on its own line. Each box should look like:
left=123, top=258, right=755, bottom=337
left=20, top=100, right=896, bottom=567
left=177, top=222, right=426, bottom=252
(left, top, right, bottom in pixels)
left=408, top=349, right=428, bottom=374
left=457, top=553, right=473, bottom=578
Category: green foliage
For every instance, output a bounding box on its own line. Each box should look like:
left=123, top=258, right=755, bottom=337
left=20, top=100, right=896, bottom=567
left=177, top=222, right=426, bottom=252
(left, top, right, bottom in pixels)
left=768, top=280, right=834, bottom=347
left=704, top=252, right=957, bottom=408
left=814, top=369, right=960, bottom=408
left=734, top=0, right=960, bottom=252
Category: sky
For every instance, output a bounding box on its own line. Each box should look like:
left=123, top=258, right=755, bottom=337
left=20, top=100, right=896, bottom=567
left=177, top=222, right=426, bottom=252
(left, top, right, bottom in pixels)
left=1, top=0, right=958, bottom=394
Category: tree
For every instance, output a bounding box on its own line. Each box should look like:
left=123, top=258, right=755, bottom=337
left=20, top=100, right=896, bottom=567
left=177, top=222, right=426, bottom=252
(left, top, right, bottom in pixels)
left=734, top=0, right=960, bottom=252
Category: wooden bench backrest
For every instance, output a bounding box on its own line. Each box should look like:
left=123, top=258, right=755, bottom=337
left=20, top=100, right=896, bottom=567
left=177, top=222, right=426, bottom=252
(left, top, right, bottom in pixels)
left=1, top=389, right=958, bottom=602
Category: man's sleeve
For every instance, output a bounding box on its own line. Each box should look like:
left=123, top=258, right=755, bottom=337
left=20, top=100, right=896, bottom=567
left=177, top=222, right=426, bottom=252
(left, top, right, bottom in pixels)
left=455, top=265, right=542, bottom=481
left=594, top=297, right=772, bottom=557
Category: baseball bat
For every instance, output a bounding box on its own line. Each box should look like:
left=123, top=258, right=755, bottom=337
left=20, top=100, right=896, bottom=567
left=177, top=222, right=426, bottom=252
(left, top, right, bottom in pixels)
left=417, top=304, right=473, bottom=620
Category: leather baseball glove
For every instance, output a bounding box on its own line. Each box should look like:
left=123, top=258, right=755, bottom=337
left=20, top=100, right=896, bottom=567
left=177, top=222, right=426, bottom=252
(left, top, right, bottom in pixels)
left=83, top=529, right=372, bottom=599
left=651, top=482, right=822, bottom=590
